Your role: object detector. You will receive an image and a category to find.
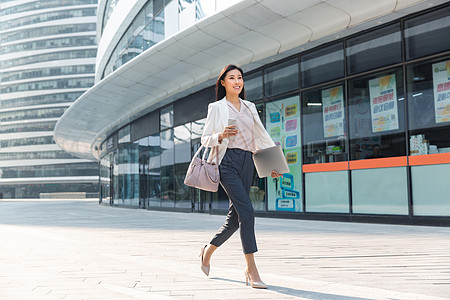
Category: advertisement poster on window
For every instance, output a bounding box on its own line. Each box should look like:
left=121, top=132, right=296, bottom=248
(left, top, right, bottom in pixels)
left=432, top=60, right=450, bottom=124
left=322, top=85, right=344, bottom=138
left=369, top=74, right=399, bottom=133
left=265, top=96, right=302, bottom=212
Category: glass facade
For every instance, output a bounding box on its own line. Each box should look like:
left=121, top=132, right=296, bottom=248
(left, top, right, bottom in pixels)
left=100, top=0, right=239, bottom=79
left=98, top=4, right=450, bottom=223
left=102, top=0, right=165, bottom=78
left=0, top=0, right=99, bottom=198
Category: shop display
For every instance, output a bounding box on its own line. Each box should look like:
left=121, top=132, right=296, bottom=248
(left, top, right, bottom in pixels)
left=410, top=134, right=449, bottom=155
left=432, top=60, right=450, bottom=124
left=369, top=74, right=399, bottom=133
left=266, top=96, right=302, bottom=212
left=322, top=85, right=345, bottom=138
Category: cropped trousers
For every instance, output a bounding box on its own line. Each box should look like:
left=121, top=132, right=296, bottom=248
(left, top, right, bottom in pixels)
left=210, top=148, right=257, bottom=254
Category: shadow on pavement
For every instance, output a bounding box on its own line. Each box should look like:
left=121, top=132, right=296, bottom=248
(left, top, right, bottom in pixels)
left=210, top=277, right=371, bottom=300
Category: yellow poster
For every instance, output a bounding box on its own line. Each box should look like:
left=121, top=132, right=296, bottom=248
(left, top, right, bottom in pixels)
left=369, top=74, right=399, bottom=133
left=433, top=60, right=450, bottom=124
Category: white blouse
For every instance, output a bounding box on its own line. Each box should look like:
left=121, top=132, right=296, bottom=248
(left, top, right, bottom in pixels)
left=226, top=99, right=256, bottom=153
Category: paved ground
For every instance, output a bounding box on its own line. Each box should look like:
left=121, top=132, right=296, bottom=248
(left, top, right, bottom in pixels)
left=0, top=199, right=450, bottom=300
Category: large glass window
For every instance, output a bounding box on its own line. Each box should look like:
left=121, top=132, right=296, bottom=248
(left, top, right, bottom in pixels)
left=160, top=105, right=173, bottom=130
left=179, top=0, right=195, bottom=30
left=244, top=71, right=263, bottom=101
left=266, top=96, right=302, bottom=212
left=0, top=107, right=67, bottom=122
left=302, top=84, right=347, bottom=164
left=196, top=0, right=216, bottom=20
left=100, top=153, right=112, bottom=205
left=405, top=6, right=450, bottom=60
left=102, top=0, right=120, bottom=32
left=0, top=37, right=96, bottom=55
left=191, top=118, right=210, bottom=212
left=1, top=49, right=97, bottom=69
left=1, top=65, right=95, bottom=82
left=118, top=126, right=131, bottom=144
left=0, top=121, right=56, bottom=134
left=1, top=24, right=96, bottom=44
left=347, top=23, right=402, bottom=75
left=407, top=56, right=450, bottom=155
left=160, top=129, right=175, bottom=207
left=174, top=123, right=192, bottom=209
left=1, top=77, right=94, bottom=93
left=0, top=151, right=76, bottom=160
left=0, top=8, right=97, bottom=31
left=300, top=43, right=344, bottom=88
left=0, top=92, right=83, bottom=109
left=348, top=68, right=406, bottom=160
left=1, top=136, right=54, bottom=148
left=264, top=58, right=299, bottom=98
left=148, top=134, right=162, bottom=207
left=138, top=137, right=150, bottom=208
left=0, top=0, right=96, bottom=17
left=118, top=142, right=139, bottom=206
left=102, top=0, right=166, bottom=78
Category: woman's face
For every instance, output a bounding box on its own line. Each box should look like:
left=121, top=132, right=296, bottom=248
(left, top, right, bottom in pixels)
left=221, top=69, right=243, bottom=98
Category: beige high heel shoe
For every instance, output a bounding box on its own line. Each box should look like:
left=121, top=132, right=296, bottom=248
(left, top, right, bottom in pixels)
left=244, top=269, right=267, bottom=289
left=199, top=245, right=210, bottom=276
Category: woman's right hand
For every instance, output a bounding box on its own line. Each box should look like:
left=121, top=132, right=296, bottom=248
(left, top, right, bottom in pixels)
left=218, top=125, right=237, bottom=142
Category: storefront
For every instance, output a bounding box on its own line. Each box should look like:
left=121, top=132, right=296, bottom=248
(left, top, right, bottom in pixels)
left=95, top=4, right=450, bottom=225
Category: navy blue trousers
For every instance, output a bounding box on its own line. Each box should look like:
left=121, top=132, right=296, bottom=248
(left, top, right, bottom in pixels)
left=210, top=148, right=257, bottom=254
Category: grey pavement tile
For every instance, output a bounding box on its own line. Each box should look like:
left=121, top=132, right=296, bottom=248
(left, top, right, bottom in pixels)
left=1, top=199, right=450, bottom=299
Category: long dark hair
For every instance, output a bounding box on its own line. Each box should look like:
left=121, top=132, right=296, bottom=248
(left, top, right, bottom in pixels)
left=215, top=64, right=246, bottom=101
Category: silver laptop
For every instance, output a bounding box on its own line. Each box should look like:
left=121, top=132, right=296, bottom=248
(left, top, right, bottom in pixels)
left=253, top=145, right=290, bottom=178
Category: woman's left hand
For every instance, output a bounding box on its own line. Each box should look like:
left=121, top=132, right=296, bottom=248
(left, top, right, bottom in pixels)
left=271, top=171, right=282, bottom=178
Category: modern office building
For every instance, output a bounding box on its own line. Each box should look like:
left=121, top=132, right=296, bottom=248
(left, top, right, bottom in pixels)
left=0, top=0, right=99, bottom=198
left=55, top=0, right=450, bottom=225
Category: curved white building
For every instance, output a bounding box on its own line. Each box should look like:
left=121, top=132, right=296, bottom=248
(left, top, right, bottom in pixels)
left=0, top=0, right=99, bottom=198
left=56, top=0, right=450, bottom=225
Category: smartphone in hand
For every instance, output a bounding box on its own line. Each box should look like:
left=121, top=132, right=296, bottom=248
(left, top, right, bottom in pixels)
left=228, top=118, right=237, bottom=140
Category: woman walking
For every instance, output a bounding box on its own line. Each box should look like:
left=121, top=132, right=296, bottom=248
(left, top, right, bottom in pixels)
left=199, top=64, right=281, bottom=289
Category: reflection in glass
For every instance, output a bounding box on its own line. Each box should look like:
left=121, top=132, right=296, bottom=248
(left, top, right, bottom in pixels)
left=179, top=0, right=195, bottom=30
left=196, top=0, right=215, bottom=20
left=348, top=68, right=405, bottom=160
left=138, top=137, right=150, bottom=208
left=175, top=123, right=191, bottom=209
left=160, top=105, right=173, bottom=130
left=118, top=142, right=139, bottom=206
left=148, top=134, right=161, bottom=207
left=347, top=24, right=401, bottom=75
left=407, top=57, right=450, bottom=155
left=102, top=0, right=120, bottom=32
left=264, top=59, right=298, bottom=98
left=100, top=153, right=112, bottom=205
left=191, top=118, right=206, bottom=140
left=118, top=125, right=130, bottom=144
left=301, top=43, right=344, bottom=88
left=190, top=119, right=210, bottom=212
left=302, top=85, right=347, bottom=164
left=405, top=6, right=450, bottom=60
left=160, top=129, right=174, bottom=207
left=244, top=71, right=263, bottom=101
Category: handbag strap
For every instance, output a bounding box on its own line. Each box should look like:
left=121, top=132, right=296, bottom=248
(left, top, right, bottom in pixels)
left=194, top=135, right=219, bottom=165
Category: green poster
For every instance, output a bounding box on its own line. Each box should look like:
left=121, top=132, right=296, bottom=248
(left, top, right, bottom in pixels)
left=265, top=96, right=302, bottom=212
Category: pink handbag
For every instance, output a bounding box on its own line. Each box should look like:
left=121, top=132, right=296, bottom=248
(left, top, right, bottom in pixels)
left=184, top=137, right=220, bottom=192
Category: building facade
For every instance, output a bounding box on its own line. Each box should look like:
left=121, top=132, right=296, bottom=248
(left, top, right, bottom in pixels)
left=0, top=0, right=99, bottom=198
left=55, top=0, right=450, bottom=225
